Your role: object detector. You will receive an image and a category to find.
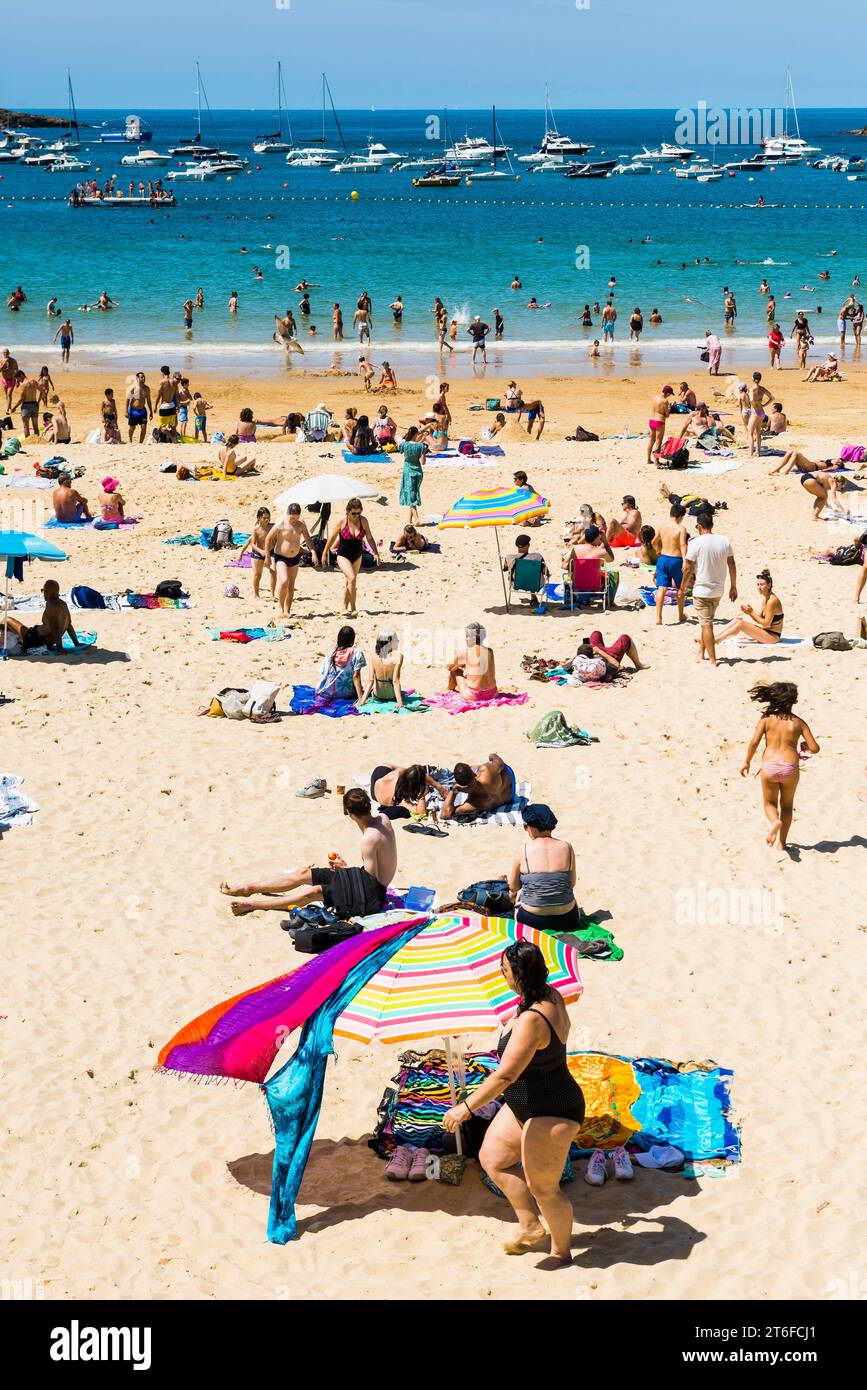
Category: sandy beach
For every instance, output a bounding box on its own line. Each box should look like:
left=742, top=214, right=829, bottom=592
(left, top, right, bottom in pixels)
left=2, top=362, right=865, bottom=1302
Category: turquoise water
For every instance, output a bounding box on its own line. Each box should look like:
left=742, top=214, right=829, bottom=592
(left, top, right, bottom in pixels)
left=3, top=107, right=867, bottom=377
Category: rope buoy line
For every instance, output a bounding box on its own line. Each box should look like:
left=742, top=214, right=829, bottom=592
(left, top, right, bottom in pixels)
left=2, top=194, right=866, bottom=211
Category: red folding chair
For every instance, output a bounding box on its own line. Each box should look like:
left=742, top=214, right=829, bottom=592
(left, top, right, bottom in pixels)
left=562, top=555, right=608, bottom=611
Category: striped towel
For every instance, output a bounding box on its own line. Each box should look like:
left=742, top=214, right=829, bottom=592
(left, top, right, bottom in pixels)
left=358, top=767, right=530, bottom=826
left=0, top=773, right=38, bottom=829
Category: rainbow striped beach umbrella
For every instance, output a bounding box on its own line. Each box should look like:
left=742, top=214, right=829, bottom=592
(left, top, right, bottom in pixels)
left=336, top=913, right=582, bottom=1043
left=439, top=485, right=550, bottom=530
left=439, top=487, right=550, bottom=604
left=336, top=913, right=583, bottom=1154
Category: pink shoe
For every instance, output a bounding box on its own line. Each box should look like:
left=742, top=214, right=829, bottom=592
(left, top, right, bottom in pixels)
left=408, top=1147, right=430, bottom=1182
left=384, top=1146, right=413, bottom=1181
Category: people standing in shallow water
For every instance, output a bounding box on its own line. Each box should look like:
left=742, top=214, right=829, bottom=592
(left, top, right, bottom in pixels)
left=443, top=940, right=586, bottom=1267
left=740, top=682, right=819, bottom=851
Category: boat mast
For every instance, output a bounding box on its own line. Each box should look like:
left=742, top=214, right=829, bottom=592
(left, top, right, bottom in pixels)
left=323, top=73, right=347, bottom=151
left=492, top=105, right=497, bottom=169
left=66, top=69, right=80, bottom=140
left=195, top=60, right=202, bottom=139
left=788, top=68, right=801, bottom=141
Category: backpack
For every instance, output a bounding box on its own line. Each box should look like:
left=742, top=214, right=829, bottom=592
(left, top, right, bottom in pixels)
left=151, top=427, right=173, bottom=444
left=457, top=879, right=514, bottom=918
left=208, top=520, right=234, bottom=550
left=660, top=442, right=690, bottom=468
left=828, top=545, right=863, bottom=567
left=71, top=584, right=106, bottom=610
left=573, top=426, right=599, bottom=442
left=458, top=439, right=477, bottom=456
left=486, top=398, right=501, bottom=410
left=812, top=631, right=852, bottom=651
left=154, top=579, right=185, bottom=599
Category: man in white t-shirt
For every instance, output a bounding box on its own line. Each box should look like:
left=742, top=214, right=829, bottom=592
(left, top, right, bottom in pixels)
left=681, top=510, right=737, bottom=666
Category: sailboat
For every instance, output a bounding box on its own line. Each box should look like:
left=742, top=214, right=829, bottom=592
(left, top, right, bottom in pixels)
left=169, top=63, right=222, bottom=158
left=45, top=72, right=82, bottom=152
left=252, top=63, right=293, bottom=153
left=518, top=87, right=593, bottom=162
left=467, top=108, right=519, bottom=181
left=286, top=74, right=342, bottom=165
left=761, top=69, right=820, bottom=159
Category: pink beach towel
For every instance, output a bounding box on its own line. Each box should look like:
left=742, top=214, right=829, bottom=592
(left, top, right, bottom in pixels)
left=426, top=687, right=529, bottom=715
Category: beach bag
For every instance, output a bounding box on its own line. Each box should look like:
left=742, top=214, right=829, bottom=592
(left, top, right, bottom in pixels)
left=457, top=879, right=513, bottom=917
left=244, top=681, right=281, bottom=718
left=812, top=631, right=852, bottom=651
left=829, top=545, right=863, bottom=567
left=660, top=441, right=690, bottom=468
left=486, top=398, right=501, bottom=410
left=573, top=425, right=599, bottom=442
left=71, top=584, right=106, bottom=610
left=699, top=347, right=710, bottom=362
left=154, top=579, right=185, bottom=598
left=151, top=427, right=173, bottom=444
left=458, top=440, right=477, bottom=457
left=839, top=445, right=865, bottom=463
left=207, top=519, right=234, bottom=550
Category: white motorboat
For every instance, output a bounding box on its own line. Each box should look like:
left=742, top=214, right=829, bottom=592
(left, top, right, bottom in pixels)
left=760, top=70, right=820, bottom=159
left=167, top=163, right=218, bottom=182
left=121, top=149, right=172, bottom=167
left=612, top=160, right=653, bottom=176
left=22, top=151, right=59, bottom=166
left=640, top=142, right=694, bottom=161
left=696, top=171, right=723, bottom=183
left=100, top=114, right=152, bottom=143
left=331, top=157, right=381, bottom=174
left=0, top=148, right=22, bottom=163
left=530, top=158, right=570, bottom=174
left=444, top=133, right=511, bottom=164
left=46, top=154, right=91, bottom=173
left=518, top=88, right=593, bottom=161
left=674, top=159, right=712, bottom=178
left=287, top=151, right=338, bottom=167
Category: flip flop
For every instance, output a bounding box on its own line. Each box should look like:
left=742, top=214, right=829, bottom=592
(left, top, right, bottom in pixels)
left=403, top=823, right=448, bottom=837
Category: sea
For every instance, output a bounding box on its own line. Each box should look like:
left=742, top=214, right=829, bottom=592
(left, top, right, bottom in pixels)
left=3, top=107, right=867, bottom=379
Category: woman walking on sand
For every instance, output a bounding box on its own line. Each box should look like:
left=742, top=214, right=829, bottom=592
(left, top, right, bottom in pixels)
left=740, top=682, right=819, bottom=851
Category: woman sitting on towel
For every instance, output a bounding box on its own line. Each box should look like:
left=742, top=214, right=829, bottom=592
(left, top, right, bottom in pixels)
left=340, top=407, right=358, bottom=444
left=314, top=624, right=367, bottom=704
left=345, top=414, right=379, bottom=456
left=98, top=475, right=125, bottom=522
left=358, top=629, right=405, bottom=709
left=715, top=569, right=784, bottom=645
left=507, top=804, right=583, bottom=933
left=372, top=404, right=397, bottom=446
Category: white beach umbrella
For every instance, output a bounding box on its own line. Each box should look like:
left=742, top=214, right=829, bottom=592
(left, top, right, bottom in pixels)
left=272, top=473, right=379, bottom=512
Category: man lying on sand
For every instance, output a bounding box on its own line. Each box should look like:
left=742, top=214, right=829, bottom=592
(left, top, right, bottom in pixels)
left=440, top=753, right=516, bottom=820
left=5, top=580, right=80, bottom=653
left=221, top=789, right=396, bottom=917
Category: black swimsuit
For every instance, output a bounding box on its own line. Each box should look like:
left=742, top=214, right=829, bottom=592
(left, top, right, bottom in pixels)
left=497, top=1006, right=585, bottom=1126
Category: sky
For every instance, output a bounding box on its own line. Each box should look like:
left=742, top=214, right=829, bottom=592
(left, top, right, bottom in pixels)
left=4, top=0, right=867, bottom=111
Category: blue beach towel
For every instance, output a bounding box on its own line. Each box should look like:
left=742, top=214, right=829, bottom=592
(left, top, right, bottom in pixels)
left=341, top=448, right=389, bottom=463
left=288, top=683, right=358, bottom=717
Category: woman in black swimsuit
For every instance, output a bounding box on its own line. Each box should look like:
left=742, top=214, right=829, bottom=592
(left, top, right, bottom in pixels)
left=324, top=496, right=381, bottom=617
left=443, top=941, right=585, bottom=1265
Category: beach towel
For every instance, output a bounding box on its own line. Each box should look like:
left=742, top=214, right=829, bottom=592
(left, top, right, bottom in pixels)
left=10, top=630, right=98, bottom=656
left=289, top=684, right=358, bottom=717
left=527, top=710, right=598, bottom=748
left=0, top=475, right=55, bottom=489
left=356, top=691, right=429, bottom=715
left=206, top=626, right=291, bottom=643
left=425, top=687, right=529, bottom=715
left=685, top=457, right=742, bottom=476
left=640, top=585, right=693, bottom=608
left=164, top=531, right=251, bottom=547
left=370, top=1050, right=737, bottom=1165
left=45, top=517, right=140, bottom=530
left=0, top=773, right=38, bottom=829
left=734, top=635, right=809, bottom=647
left=341, top=448, right=390, bottom=463
left=263, top=921, right=427, bottom=1242
left=225, top=555, right=253, bottom=569
left=119, top=593, right=193, bottom=610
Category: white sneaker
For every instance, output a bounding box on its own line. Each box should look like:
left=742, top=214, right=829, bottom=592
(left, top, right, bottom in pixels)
left=584, top=1150, right=608, bottom=1187
left=612, top=1146, right=634, bottom=1181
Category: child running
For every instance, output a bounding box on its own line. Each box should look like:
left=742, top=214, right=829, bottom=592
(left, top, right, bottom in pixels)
left=238, top=507, right=277, bottom=601
left=740, top=682, right=820, bottom=851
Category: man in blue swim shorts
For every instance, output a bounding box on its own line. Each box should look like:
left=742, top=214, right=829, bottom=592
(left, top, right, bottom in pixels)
left=654, top=501, right=689, bottom=624
left=126, top=370, right=152, bottom=443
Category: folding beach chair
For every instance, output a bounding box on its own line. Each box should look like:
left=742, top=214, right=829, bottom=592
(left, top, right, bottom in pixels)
left=505, top=556, right=545, bottom=612
left=562, top=556, right=608, bottom=611
left=303, top=410, right=332, bottom=443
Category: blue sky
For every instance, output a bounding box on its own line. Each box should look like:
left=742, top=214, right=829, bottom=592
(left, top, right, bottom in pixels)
left=5, top=0, right=866, bottom=109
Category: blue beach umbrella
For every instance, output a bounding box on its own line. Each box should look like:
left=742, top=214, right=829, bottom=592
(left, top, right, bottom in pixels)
left=0, top=530, right=68, bottom=654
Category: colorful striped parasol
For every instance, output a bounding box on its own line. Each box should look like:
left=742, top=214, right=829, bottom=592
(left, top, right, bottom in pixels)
left=439, top=485, right=549, bottom=530
left=439, top=487, right=549, bottom=604
left=336, top=913, right=583, bottom=1154
left=336, top=913, right=582, bottom=1043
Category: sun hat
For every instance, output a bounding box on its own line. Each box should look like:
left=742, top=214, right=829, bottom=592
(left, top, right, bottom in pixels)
left=101, top=476, right=120, bottom=492
left=662, top=385, right=674, bottom=395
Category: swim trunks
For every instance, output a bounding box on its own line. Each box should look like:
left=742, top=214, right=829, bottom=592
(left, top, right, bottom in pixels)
left=21, top=402, right=38, bottom=419
left=655, top=553, right=684, bottom=589
left=310, top=865, right=387, bottom=919
left=128, top=407, right=147, bottom=424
